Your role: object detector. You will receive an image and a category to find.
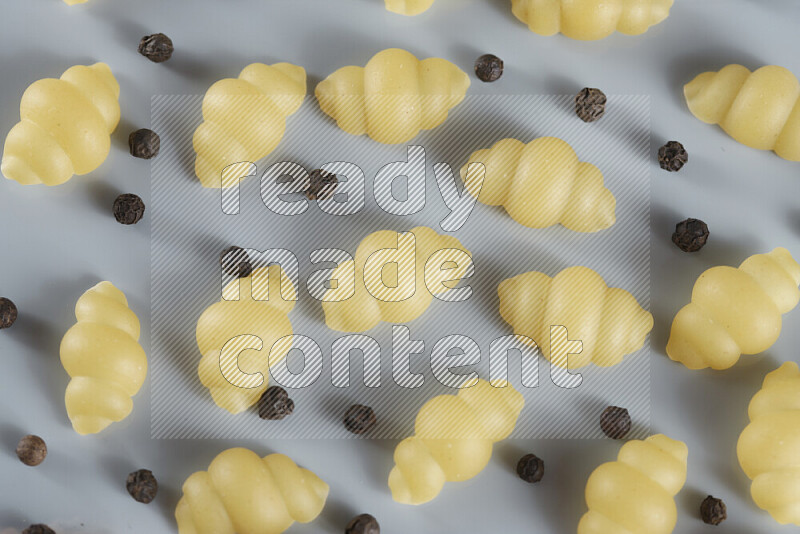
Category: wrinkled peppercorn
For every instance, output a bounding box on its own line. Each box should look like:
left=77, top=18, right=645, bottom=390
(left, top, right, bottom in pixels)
left=343, top=404, right=377, bottom=435
left=575, top=88, right=606, bottom=122
left=474, top=54, right=504, bottom=83
left=599, top=406, right=631, bottom=439
left=305, top=169, right=339, bottom=201
left=16, top=435, right=47, bottom=466
left=257, top=386, right=294, bottom=420
left=345, top=514, right=380, bottom=534
left=516, top=453, right=545, bottom=483
left=129, top=129, right=161, bottom=160
left=22, top=525, right=55, bottom=534
left=658, top=141, right=688, bottom=172
left=138, top=33, right=174, bottom=63
left=672, top=218, right=709, bottom=252
left=220, top=246, right=253, bottom=278
left=0, top=297, right=17, bottom=329
left=126, top=469, right=158, bottom=504
left=113, top=194, right=146, bottom=225
left=700, top=495, right=727, bottom=525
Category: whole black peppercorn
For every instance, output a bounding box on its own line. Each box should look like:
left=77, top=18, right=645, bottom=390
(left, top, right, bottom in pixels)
left=343, top=404, right=377, bottom=435
left=599, top=406, right=631, bottom=439
left=126, top=469, right=158, bottom=504
left=345, top=513, right=380, bottom=534
left=0, top=297, right=18, bottom=329
left=113, top=194, right=146, bottom=225
left=16, top=435, right=47, bottom=466
left=128, top=129, right=161, bottom=160
left=658, top=141, right=688, bottom=172
left=474, top=54, right=504, bottom=83
left=516, top=453, right=545, bottom=483
left=257, top=386, right=294, bottom=420
left=672, top=218, right=709, bottom=252
left=700, top=495, right=727, bottom=525
left=220, top=246, right=253, bottom=278
left=305, top=169, right=339, bottom=201
left=22, top=525, right=55, bottom=534
left=138, top=33, right=174, bottom=63
left=575, top=87, right=606, bottom=122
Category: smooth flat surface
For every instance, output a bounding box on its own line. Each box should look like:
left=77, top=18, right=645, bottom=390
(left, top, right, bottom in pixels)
left=0, top=1, right=799, bottom=533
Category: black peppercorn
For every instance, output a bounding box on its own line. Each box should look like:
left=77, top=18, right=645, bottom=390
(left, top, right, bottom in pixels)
left=0, top=297, right=18, bottom=329
left=16, top=435, right=47, bottom=466
left=129, top=129, right=161, bottom=160
left=700, top=495, right=727, bottom=525
left=305, top=169, right=339, bottom=201
left=220, top=246, right=253, bottom=278
left=672, top=218, right=709, bottom=252
left=343, top=404, right=377, bottom=435
left=658, top=141, right=688, bottom=172
left=22, top=525, right=55, bottom=534
left=138, top=33, right=174, bottom=63
left=599, top=406, right=631, bottom=439
left=345, top=513, right=380, bottom=534
left=257, top=386, right=294, bottom=420
left=516, top=453, right=545, bottom=483
left=126, top=469, right=158, bottom=504
left=113, top=194, right=146, bottom=225
left=474, top=54, right=504, bottom=83
left=575, top=88, right=606, bottom=122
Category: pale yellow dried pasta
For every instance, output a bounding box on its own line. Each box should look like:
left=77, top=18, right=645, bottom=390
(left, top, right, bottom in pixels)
left=386, top=0, right=435, bottom=15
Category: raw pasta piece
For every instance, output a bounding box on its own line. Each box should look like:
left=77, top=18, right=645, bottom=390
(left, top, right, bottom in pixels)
left=315, top=48, right=470, bottom=144
left=462, top=137, right=616, bottom=232
left=64, top=0, right=88, bottom=5
left=175, top=448, right=328, bottom=534
left=737, top=362, right=800, bottom=526
left=666, top=248, right=800, bottom=370
left=2, top=63, right=120, bottom=186
left=510, top=0, right=674, bottom=40
left=684, top=64, right=800, bottom=161
left=498, top=266, right=653, bottom=368
left=193, top=62, right=306, bottom=188
left=389, top=380, right=524, bottom=505
left=195, top=266, right=296, bottom=414
left=59, top=282, right=146, bottom=435
left=386, top=0, right=435, bottom=15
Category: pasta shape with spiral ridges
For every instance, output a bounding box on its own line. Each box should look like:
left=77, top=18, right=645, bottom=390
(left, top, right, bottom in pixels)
left=59, top=282, right=146, bottom=435
left=737, top=362, right=800, bottom=526
left=578, top=434, right=688, bottom=534
left=462, top=137, right=616, bottom=232
left=193, top=62, right=306, bottom=188
left=684, top=65, right=800, bottom=161
left=498, top=266, right=653, bottom=369
left=2, top=63, right=120, bottom=186
left=389, top=380, right=524, bottom=505
left=175, top=448, right=329, bottom=534
left=385, top=0, right=435, bottom=15
left=666, top=248, right=800, bottom=370
left=510, top=0, right=674, bottom=40
left=315, top=48, right=470, bottom=145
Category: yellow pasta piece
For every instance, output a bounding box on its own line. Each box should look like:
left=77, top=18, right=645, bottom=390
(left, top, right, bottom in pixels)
left=737, top=362, right=800, bottom=526
left=315, top=48, right=470, bottom=144
left=389, top=380, right=524, bottom=505
left=684, top=65, right=800, bottom=161
left=195, top=266, right=296, bottom=414
left=578, top=434, right=688, bottom=534
left=386, top=0, right=435, bottom=15
left=511, top=0, right=674, bottom=41
left=2, top=63, right=120, bottom=186
left=462, top=137, right=616, bottom=232
left=193, top=63, right=306, bottom=188
left=175, top=448, right=329, bottom=534
left=498, top=266, right=653, bottom=369
left=59, top=282, right=146, bottom=435
left=322, top=226, right=471, bottom=332
left=64, top=0, right=88, bottom=4
left=666, top=248, right=800, bottom=370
